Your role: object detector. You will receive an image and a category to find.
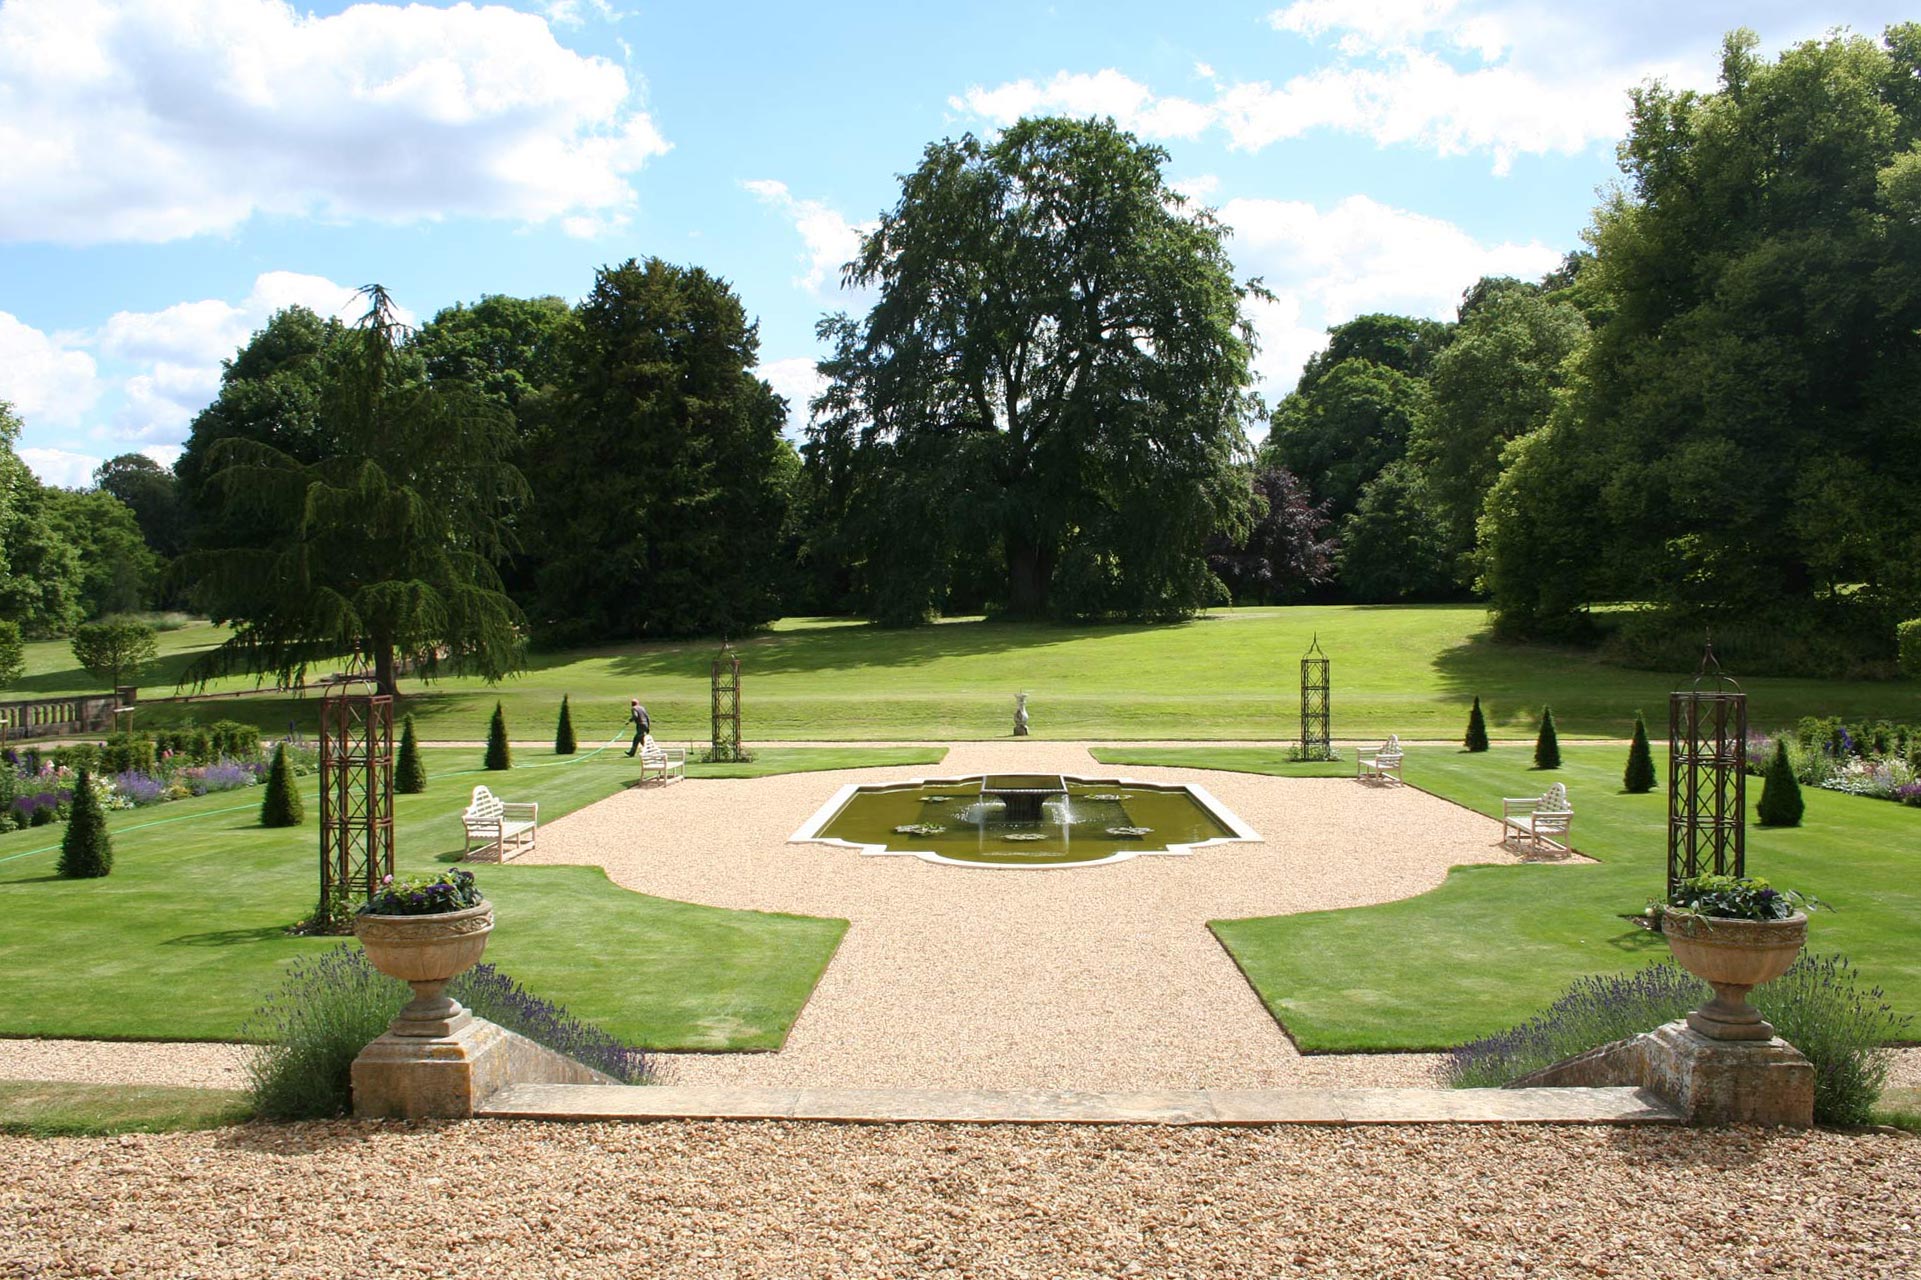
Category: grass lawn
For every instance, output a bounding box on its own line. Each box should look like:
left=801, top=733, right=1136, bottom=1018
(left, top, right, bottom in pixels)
left=16, top=607, right=1921, bottom=741
left=0, top=1082, right=252, bottom=1136
left=0, top=745, right=940, bottom=1049
left=1103, top=744, right=1921, bottom=1053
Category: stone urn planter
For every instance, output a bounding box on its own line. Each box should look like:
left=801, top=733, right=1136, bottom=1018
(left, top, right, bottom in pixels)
left=355, top=899, right=494, bottom=1037
left=1661, top=911, right=1807, bottom=1041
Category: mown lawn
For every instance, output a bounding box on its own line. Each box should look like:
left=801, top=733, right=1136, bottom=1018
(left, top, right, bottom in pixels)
left=1103, top=744, right=1921, bottom=1053
left=0, top=746, right=939, bottom=1049
left=17, top=607, right=1920, bottom=741
left=0, top=1082, right=253, bottom=1136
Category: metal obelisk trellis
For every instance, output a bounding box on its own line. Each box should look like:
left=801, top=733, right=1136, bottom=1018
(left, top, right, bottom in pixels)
left=710, top=644, right=744, bottom=763
left=1667, top=642, right=1746, bottom=899
left=319, top=673, right=394, bottom=916
left=1299, top=634, right=1332, bottom=761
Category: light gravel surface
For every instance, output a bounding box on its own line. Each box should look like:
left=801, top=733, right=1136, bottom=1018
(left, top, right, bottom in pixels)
left=532, top=742, right=1537, bottom=1091
left=3, top=1120, right=1917, bottom=1278
left=0, top=1039, right=251, bottom=1090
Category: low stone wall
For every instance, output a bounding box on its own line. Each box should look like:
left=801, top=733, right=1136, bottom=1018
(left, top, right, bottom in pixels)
left=1510, top=1019, right=1814, bottom=1127
left=352, top=1016, right=618, bottom=1120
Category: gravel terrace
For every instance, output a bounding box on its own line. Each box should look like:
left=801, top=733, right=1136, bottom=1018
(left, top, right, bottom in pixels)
left=3, top=1120, right=1917, bottom=1278
left=528, top=741, right=1538, bottom=1091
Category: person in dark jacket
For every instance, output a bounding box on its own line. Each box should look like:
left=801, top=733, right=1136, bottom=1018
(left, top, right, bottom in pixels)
left=625, top=699, right=652, bottom=756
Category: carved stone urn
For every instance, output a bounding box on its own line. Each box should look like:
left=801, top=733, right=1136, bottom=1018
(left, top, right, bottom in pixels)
left=1661, top=911, right=1807, bottom=1041
left=354, top=900, right=494, bottom=1037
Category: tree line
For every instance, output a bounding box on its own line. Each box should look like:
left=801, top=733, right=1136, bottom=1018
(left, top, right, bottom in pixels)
left=2, top=25, right=1915, bottom=690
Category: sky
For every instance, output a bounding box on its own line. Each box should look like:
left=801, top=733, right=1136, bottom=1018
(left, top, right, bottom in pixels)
left=0, top=0, right=1912, bottom=487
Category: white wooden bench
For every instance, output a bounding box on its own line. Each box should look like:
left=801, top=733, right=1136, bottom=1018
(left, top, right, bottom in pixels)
left=461, top=784, right=538, bottom=862
left=1356, top=734, right=1404, bottom=784
left=1502, top=782, right=1573, bottom=855
left=637, top=735, right=685, bottom=785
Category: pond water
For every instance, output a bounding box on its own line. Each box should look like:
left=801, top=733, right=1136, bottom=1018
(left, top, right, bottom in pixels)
left=801, top=775, right=1247, bottom=867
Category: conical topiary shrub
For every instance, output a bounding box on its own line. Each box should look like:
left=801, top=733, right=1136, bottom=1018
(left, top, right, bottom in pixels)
left=259, top=741, right=304, bottom=827
left=57, top=768, right=112, bottom=879
left=484, top=702, right=512, bottom=771
left=1534, top=705, right=1561, bottom=770
left=1464, top=696, right=1490, bottom=753
left=555, top=695, right=577, bottom=756
left=396, top=714, right=427, bottom=794
left=1623, top=713, right=1656, bottom=794
left=1757, top=739, right=1805, bottom=827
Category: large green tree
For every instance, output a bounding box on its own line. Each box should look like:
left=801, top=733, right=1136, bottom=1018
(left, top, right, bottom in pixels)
left=94, top=453, right=187, bottom=560
left=1487, top=27, right=1921, bottom=637
left=529, top=259, right=788, bottom=642
left=809, top=116, right=1260, bottom=622
left=0, top=402, right=87, bottom=636
left=179, top=287, right=528, bottom=695
left=413, top=294, right=575, bottom=414
left=43, top=489, right=159, bottom=618
left=1262, top=355, right=1430, bottom=522
left=1412, top=278, right=1587, bottom=575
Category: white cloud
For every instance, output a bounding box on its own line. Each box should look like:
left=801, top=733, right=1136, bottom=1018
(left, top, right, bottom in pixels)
left=756, top=357, right=827, bottom=430
left=17, top=447, right=103, bottom=489
left=949, top=4, right=1731, bottom=173
left=1172, top=174, right=1222, bottom=203
left=743, top=180, right=871, bottom=294
left=0, top=313, right=101, bottom=427
left=5, top=271, right=385, bottom=464
left=1219, top=194, right=1563, bottom=392
left=89, top=273, right=379, bottom=443
left=0, top=0, right=670, bottom=244
left=950, top=70, right=1214, bottom=139
left=1270, top=0, right=1508, bottom=59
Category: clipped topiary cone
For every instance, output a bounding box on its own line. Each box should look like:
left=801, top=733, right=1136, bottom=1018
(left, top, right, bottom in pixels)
left=259, top=740, right=305, bottom=827
left=396, top=714, right=427, bottom=794
left=1756, top=738, right=1805, bottom=827
left=484, top=702, right=512, bottom=771
left=57, top=768, right=113, bottom=879
left=1534, top=705, right=1561, bottom=770
left=1464, top=696, right=1490, bottom=752
left=1623, top=712, right=1657, bottom=794
left=555, top=694, right=577, bottom=756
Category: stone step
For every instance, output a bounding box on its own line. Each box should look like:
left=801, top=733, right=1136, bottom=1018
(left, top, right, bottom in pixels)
left=478, top=1083, right=1684, bottom=1126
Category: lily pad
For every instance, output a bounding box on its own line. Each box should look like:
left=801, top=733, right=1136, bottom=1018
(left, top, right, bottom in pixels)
left=1105, top=825, right=1153, bottom=837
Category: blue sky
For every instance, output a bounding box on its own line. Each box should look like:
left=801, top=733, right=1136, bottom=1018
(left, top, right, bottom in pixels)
left=1, top=0, right=1910, bottom=485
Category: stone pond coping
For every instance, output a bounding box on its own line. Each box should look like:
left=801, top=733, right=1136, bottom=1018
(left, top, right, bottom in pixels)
left=479, top=1083, right=1684, bottom=1126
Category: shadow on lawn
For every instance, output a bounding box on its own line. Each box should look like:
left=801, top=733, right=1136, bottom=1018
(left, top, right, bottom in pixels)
left=582, top=614, right=1185, bottom=681
left=163, top=925, right=293, bottom=947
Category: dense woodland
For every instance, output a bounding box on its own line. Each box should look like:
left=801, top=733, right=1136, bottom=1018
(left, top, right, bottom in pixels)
left=2, top=28, right=1917, bottom=689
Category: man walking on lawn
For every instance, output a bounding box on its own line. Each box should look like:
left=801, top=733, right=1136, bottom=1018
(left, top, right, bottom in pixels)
left=625, top=698, right=652, bottom=756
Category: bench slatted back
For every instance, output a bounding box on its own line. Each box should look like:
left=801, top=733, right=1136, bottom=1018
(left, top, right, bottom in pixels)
left=468, top=786, right=504, bottom=826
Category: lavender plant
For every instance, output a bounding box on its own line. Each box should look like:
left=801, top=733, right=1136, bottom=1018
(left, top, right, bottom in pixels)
left=1751, top=954, right=1911, bottom=1126
left=448, top=964, right=654, bottom=1084
left=1444, top=962, right=1705, bottom=1089
left=246, top=945, right=653, bottom=1119
left=1446, top=953, right=1908, bottom=1125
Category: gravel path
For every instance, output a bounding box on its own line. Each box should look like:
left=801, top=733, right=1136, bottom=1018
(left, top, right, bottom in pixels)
left=0, top=1039, right=250, bottom=1090
left=3, top=1120, right=1917, bottom=1278
left=530, top=742, right=1534, bottom=1091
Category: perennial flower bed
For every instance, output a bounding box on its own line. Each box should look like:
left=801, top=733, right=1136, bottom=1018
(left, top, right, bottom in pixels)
left=1750, top=716, right=1921, bottom=808
left=0, top=739, right=317, bottom=830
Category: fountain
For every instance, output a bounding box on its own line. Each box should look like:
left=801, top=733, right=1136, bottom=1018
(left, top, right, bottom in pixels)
left=791, top=774, right=1258, bottom=868
left=979, top=774, right=1066, bottom=822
